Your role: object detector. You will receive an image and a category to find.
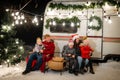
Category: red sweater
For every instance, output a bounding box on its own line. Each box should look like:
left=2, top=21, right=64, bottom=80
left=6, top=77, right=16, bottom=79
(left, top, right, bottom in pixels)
left=80, top=45, right=93, bottom=59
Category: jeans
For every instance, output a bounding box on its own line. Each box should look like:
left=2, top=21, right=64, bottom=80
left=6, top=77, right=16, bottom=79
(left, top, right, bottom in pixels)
left=26, top=52, right=42, bottom=71
left=77, top=56, right=89, bottom=69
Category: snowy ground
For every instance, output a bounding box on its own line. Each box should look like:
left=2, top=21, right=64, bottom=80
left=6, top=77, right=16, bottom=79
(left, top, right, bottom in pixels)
left=0, top=61, right=120, bottom=80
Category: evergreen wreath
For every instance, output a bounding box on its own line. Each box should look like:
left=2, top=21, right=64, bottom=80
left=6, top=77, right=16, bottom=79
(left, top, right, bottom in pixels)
left=88, top=16, right=102, bottom=31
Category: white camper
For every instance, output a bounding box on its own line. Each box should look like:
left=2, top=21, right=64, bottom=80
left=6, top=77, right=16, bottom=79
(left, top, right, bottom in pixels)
left=43, top=0, right=120, bottom=59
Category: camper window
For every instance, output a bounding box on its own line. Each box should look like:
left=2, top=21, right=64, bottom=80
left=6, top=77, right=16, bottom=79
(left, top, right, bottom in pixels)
left=50, top=24, right=77, bottom=33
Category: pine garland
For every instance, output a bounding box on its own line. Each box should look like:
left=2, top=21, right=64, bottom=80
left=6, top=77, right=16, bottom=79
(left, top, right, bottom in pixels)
left=45, top=16, right=81, bottom=29
left=49, top=0, right=120, bottom=10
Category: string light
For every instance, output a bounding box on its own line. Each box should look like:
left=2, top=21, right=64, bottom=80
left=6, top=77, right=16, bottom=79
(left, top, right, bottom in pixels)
left=19, top=46, right=23, bottom=50
left=24, top=20, right=27, bottom=23
left=108, top=16, right=112, bottom=24
left=71, top=22, right=74, bottom=27
left=12, top=23, right=15, bottom=26
left=77, top=22, right=80, bottom=26
left=7, top=59, right=10, bottom=63
left=0, top=35, right=4, bottom=38
left=49, top=21, right=52, bottom=25
left=15, top=20, right=19, bottom=25
left=104, top=16, right=108, bottom=21
left=62, top=22, right=65, bottom=26
left=5, top=9, right=9, bottom=12
left=11, top=13, right=15, bottom=16
left=40, top=17, right=43, bottom=21
left=104, top=11, right=106, bottom=16
left=92, top=11, right=95, bottom=16
left=15, top=12, right=19, bottom=16
left=86, top=2, right=91, bottom=6
left=53, top=21, right=56, bottom=26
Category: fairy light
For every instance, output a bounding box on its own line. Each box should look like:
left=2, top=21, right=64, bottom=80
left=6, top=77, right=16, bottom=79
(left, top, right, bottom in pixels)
left=18, top=15, right=21, bottom=20
left=24, top=20, right=27, bottom=23
left=11, top=13, right=15, bottom=16
left=12, top=23, right=15, bottom=26
left=19, top=46, right=23, bottom=50
left=0, top=35, right=4, bottom=38
left=16, top=39, right=19, bottom=44
left=7, top=59, right=10, bottom=63
left=20, top=21, right=23, bottom=24
left=5, top=48, right=8, bottom=53
left=5, top=9, right=9, bottom=12
left=13, top=55, right=17, bottom=58
left=15, top=12, right=19, bottom=16
left=21, top=15, right=25, bottom=20
left=92, top=11, right=95, bottom=16
left=15, top=20, right=19, bottom=25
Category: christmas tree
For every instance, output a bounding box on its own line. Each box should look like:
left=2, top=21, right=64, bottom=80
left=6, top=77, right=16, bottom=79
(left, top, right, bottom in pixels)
left=0, top=10, right=24, bottom=66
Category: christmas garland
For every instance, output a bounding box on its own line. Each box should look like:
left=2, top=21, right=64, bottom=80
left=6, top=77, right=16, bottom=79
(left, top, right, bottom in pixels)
left=88, top=16, right=102, bottom=31
left=49, top=0, right=120, bottom=10
left=45, top=16, right=81, bottom=29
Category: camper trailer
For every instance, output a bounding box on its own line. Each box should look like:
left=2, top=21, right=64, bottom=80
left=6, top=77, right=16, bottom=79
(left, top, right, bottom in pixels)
left=43, top=0, right=120, bottom=61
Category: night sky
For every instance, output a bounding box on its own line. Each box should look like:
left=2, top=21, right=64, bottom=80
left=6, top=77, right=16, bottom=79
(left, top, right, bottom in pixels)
left=0, top=0, right=51, bottom=45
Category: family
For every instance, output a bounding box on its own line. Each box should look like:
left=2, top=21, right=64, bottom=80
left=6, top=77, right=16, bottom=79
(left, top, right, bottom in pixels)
left=22, top=34, right=95, bottom=76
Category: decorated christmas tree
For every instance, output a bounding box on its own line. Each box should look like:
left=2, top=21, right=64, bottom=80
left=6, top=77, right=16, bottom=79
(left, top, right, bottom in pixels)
left=0, top=10, right=24, bottom=66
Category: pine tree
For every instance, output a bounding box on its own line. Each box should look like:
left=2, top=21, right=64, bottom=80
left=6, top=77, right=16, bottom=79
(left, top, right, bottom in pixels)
left=0, top=10, right=24, bottom=66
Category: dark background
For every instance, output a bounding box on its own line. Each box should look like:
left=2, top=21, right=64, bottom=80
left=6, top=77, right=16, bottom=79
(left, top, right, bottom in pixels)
left=0, top=0, right=51, bottom=45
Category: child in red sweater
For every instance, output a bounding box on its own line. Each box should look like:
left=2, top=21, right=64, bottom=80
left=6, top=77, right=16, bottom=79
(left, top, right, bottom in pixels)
left=80, top=42, right=95, bottom=74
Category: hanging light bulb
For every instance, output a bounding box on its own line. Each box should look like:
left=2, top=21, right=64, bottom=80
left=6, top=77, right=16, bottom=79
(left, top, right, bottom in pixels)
left=49, top=21, right=52, bottom=25
left=104, top=11, right=106, bottom=16
left=62, top=22, right=66, bottom=26
left=40, top=17, right=43, bottom=21
left=92, top=11, right=95, bottom=16
left=108, top=16, right=112, bottom=24
left=104, top=16, right=108, bottom=21
left=86, top=2, right=91, bottom=6
left=71, top=22, right=74, bottom=27
left=53, top=21, right=56, bottom=26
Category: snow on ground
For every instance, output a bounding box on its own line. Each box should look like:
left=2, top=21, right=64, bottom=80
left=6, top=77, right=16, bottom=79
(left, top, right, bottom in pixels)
left=0, top=61, right=120, bottom=80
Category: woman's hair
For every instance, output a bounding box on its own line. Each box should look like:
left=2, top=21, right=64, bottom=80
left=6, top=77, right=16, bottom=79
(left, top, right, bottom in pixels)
left=44, top=34, right=51, bottom=39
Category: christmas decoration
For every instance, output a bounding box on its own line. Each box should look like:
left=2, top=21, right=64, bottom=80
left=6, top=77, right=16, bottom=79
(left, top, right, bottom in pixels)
left=88, top=16, right=103, bottom=31
left=0, top=10, right=24, bottom=66
left=49, top=0, right=120, bottom=10
left=45, top=16, right=80, bottom=29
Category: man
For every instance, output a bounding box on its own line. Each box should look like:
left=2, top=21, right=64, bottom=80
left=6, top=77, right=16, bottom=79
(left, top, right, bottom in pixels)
left=22, top=34, right=55, bottom=74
